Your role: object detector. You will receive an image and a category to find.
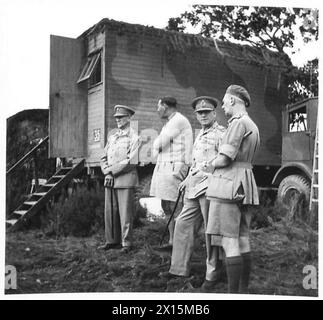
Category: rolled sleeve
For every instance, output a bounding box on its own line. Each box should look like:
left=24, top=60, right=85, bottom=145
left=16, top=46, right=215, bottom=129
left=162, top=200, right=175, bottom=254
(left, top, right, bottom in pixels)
left=219, top=144, right=237, bottom=160
left=219, top=120, right=245, bottom=160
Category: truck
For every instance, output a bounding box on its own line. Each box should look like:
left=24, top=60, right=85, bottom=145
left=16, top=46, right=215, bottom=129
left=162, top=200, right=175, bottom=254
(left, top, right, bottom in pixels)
left=273, top=97, right=318, bottom=210
left=6, top=18, right=318, bottom=229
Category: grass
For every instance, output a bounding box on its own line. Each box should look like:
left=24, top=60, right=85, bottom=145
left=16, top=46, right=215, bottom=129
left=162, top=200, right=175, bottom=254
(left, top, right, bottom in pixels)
left=5, top=204, right=318, bottom=296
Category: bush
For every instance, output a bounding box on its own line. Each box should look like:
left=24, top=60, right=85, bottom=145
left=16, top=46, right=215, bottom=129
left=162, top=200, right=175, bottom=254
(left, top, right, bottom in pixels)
left=250, top=201, right=287, bottom=229
left=250, top=190, right=312, bottom=230
left=43, top=185, right=105, bottom=237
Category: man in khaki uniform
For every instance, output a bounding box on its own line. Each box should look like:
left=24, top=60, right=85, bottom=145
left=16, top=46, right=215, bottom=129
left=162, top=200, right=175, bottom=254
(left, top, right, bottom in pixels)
left=204, top=85, right=260, bottom=293
left=98, top=105, right=140, bottom=253
left=160, top=96, right=226, bottom=292
left=150, top=97, right=193, bottom=249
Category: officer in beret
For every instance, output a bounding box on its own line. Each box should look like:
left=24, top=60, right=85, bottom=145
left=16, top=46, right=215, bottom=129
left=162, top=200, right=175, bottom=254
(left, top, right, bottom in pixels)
left=98, top=105, right=141, bottom=253
left=160, top=96, right=226, bottom=291
left=203, top=85, right=260, bottom=293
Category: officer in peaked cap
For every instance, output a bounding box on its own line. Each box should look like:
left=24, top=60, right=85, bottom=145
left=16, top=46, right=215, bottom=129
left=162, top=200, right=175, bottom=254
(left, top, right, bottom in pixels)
left=99, top=104, right=140, bottom=253
left=161, top=95, right=227, bottom=291
left=192, top=96, right=220, bottom=112
left=113, top=105, right=136, bottom=117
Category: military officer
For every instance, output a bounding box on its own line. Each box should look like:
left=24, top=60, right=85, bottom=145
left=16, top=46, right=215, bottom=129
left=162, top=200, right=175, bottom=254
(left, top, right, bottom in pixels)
left=98, top=105, right=140, bottom=253
left=150, top=97, right=193, bottom=249
left=160, top=96, right=226, bottom=291
left=204, top=85, right=260, bottom=293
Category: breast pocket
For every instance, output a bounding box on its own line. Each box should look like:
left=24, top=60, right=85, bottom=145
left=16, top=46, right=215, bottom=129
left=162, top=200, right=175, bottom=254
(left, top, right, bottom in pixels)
left=201, top=136, right=217, bottom=161
left=115, top=138, right=131, bottom=160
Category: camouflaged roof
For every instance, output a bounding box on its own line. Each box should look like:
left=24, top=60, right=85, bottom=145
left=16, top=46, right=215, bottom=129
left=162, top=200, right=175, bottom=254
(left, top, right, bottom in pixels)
left=79, top=18, right=293, bottom=70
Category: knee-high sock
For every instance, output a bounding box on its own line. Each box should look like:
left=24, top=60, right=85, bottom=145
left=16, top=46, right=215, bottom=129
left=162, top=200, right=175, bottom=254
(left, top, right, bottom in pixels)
left=239, top=252, right=251, bottom=293
left=225, top=256, right=242, bottom=293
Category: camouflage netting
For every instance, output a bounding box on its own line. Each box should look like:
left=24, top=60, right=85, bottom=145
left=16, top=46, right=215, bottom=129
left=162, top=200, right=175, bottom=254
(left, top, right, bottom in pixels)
left=79, top=18, right=293, bottom=70
left=6, top=109, right=56, bottom=216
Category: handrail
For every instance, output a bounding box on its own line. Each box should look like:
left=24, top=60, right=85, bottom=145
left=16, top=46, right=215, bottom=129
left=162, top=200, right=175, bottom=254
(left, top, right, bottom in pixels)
left=6, top=136, right=49, bottom=175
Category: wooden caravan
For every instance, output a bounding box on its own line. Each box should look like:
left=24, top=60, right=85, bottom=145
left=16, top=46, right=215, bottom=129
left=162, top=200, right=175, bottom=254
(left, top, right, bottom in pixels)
left=50, top=18, right=291, bottom=183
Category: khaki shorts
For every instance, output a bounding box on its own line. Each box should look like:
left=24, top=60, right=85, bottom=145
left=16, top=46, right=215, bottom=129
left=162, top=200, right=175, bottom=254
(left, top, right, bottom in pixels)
left=206, top=200, right=253, bottom=238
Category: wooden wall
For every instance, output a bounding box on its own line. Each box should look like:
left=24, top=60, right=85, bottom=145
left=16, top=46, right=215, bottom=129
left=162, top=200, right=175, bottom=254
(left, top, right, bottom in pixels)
left=50, top=21, right=289, bottom=167
left=86, top=31, right=105, bottom=165
left=103, top=26, right=288, bottom=166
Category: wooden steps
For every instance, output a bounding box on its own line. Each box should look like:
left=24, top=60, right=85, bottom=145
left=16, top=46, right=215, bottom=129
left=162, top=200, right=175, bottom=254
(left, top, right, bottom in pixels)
left=6, top=159, right=85, bottom=231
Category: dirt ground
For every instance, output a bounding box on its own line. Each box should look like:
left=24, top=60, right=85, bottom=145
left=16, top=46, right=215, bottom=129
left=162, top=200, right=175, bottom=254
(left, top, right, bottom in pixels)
left=5, top=217, right=318, bottom=297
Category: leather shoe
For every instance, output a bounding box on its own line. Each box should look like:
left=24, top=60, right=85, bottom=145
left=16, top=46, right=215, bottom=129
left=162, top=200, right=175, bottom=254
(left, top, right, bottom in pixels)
left=97, top=243, right=121, bottom=250
left=199, top=279, right=218, bottom=293
left=121, top=246, right=133, bottom=253
left=159, top=271, right=187, bottom=280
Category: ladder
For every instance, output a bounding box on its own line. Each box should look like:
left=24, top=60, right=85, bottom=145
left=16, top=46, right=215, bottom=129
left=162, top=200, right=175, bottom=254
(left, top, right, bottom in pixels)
left=309, top=121, right=318, bottom=212
left=6, top=159, right=85, bottom=231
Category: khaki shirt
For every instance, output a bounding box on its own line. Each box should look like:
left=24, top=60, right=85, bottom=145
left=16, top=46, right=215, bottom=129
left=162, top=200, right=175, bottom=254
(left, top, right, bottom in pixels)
left=186, top=121, right=225, bottom=199
left=220, top=113, right=260, bottom=163
left=100, top=126, right=140, bottom=188
left=216, top=112, right=260, bottom=204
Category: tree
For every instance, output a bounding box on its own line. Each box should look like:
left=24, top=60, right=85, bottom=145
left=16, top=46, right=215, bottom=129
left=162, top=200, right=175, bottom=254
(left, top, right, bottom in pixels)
left=167, top=5, right=318, bottom=102
left=288, top=58, right=318, bottom=102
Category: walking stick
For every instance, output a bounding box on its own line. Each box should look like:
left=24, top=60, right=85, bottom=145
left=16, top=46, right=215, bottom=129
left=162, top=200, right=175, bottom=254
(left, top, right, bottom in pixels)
left=159, top=189, right=183, bottom=247
left=109, top=179, right=114, bottom=239
left=158, top=165, right=191, bottom=247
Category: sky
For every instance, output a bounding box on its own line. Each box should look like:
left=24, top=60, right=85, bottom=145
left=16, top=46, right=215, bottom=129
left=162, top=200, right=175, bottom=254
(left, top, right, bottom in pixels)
left=0, top=0, right=320, bottom=120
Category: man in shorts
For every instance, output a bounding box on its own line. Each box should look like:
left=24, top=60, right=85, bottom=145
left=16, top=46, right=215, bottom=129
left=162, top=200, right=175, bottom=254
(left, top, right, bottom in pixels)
left=204, top=85, right=260, bottom=293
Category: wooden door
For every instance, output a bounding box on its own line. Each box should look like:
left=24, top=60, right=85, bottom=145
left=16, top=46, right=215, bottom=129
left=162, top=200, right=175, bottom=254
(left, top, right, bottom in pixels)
left=49, top=35, right=87, bottom=158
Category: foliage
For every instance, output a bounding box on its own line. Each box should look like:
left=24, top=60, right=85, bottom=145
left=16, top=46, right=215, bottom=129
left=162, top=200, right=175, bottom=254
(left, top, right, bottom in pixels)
left=250, top=189, right=316, bottom=231
left=167, top=5, right=318, bottom=102
left=43, top=185, right=105, bottom=237
left=288, top=58, right=318, bottom=103
left=6, top=169, right=30, bottom=217
left=6, top=213, right=318, bottom=295
left=6, top=109, right=56, bottom=215
left=167, top=6, right=318, bottom=53
left=250, top=200, right=286, bottom=230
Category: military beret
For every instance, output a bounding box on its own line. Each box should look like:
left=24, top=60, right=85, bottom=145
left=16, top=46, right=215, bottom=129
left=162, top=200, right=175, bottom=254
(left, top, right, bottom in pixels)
left=113, top=105, right=135, bottom=117
left=226, top=85, right=251, bottom=107
left=192, top=96, right=219, bottom=112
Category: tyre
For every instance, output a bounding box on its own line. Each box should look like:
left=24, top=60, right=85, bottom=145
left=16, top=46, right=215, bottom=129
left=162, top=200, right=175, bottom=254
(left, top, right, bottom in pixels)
left=277, top=174, right=311, bottom=219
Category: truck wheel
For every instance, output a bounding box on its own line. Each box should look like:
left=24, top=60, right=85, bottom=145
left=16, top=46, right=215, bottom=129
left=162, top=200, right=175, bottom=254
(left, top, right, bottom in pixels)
left=133, top=173, right=152, bottom=226
left=277, top=175, right=310, bottom=218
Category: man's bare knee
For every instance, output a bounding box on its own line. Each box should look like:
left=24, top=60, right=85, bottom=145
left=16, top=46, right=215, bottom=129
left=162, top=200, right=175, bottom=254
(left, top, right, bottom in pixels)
left=222, top=237, right=240, bottom=257
left=239, top=236, right=250, bottom=253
